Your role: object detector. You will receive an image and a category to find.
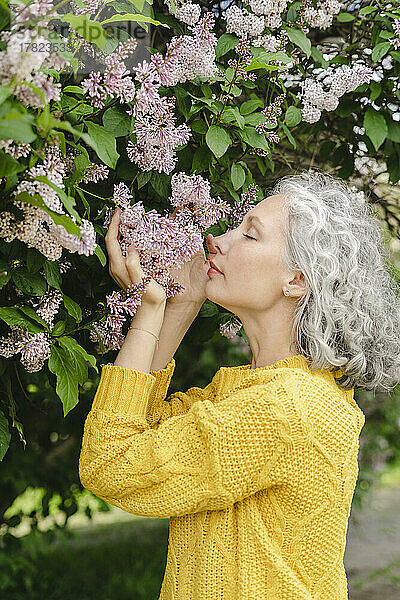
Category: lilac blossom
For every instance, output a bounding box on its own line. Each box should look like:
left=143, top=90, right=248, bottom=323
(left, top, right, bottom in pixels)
left=300, top=62, right=373, bottom=123
left=220, top=316, right=243, bottom=338
left=0, top=145, right=96, bottom=259
left=30, top=290, right=63, bottom=328
left=83, top=163, right=109, bottom=184
left=0, top=326, right=51, bottom=372
left=227, top=183, right=258, bottom=229
left=81, top=40, right=138, bottom=108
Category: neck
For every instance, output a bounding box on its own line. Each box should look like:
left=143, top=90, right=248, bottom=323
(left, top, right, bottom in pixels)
left=238, top=301, right=297, bottom=369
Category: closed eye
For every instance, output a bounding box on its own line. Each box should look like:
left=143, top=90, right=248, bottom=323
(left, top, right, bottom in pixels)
left=242, top=233, right=256, bottom=240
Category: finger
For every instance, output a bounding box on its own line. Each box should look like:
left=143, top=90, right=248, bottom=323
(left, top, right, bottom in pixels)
left=125, top=247, right=144, bottom=285
left=105, top=209, right=129, bottom=276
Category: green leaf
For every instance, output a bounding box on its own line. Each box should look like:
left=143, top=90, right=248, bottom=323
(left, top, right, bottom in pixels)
left=0, top=272, right=11, bottom=290
left=86, top=122, right=119, bottom=169
left=310, top=46, right=329, bottom=68
left=359, top=6, right=378, bottom=15
left=387, top=117, right=400, bottom=143
left=206, top=125, right=231, bottom=158
left=94, top=244, right=107, bottom=267
left=192, top=145, right=213, bottom=173
left=26, top=248, right=46, bottom=274
left=255, top=154, right=267, bottom=176
left=19, top=306, right=49, bottom=330
left=190, top=119, right=208, bottom=134
left=63, top=85, right=84, bottom=94
left=0, top=150, right=24, bottom=177
left=44, top=261, right=62, bottom=290
left=0, top=86, right=12, bottom=106
left=136, top=171, right=152, bottom=190
left=58, top=336, right=98, bottom=372
left=0, top=307, right=43, bottom=334
left=369, top=81, right=382, bottom=101
left=0, top=112, right=36, bottom=143
left=48, top=345, right=80, bottom=416
left=14, top=192, right=81, bottom=237
left=336, top=12, right=355, bottom=22
left=231, top=163, right=245, bottom=191
left=363, top=108, right=388, bottom=151
left=0, top=409, right=11, bottom=462
left=244, top=60, right=281, bottom=72
left=58, top=14, right=108, bottom=50
left=103, top=106, right=131, bottom=137
left=34, top=177, right=82, bottom=223
left=239, top=98, right=264, bottom=115
left=12, top=269, right=47, bottom=296
left=174, top=85, right=191, bottom=120
left=199, top=301, right=219, bottom=317
left=282, top=26, right=311, bottom=58
left=285, top=106, right=302, bottom=127
left=62, top=294, right=82, bottom=323
left=100, top=13, right=169, bottom=28
left=150, top=171, right=171, bottom=199
left=238, top=126, right=269, bottom=152
left=249, top=48, right=292, bottom=65
left=214, top=33, right=239, bottom=59
left=282, top=123, right=297, bottom=149
left=51, top=320, right=66, bottom=336
left=371, top=42, right=391, bottom=63
left=244, top=112, right=268, bottom=127
left=223, top=107, right=245, bottom=129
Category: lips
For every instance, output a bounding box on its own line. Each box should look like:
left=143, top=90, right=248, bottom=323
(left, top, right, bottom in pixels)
left=209, top=260, right=223, bottom=274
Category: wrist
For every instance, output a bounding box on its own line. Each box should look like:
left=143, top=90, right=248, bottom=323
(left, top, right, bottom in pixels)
left=166, top=298, right=205, bottom=314
left=130, top=301, right=165, bottom=329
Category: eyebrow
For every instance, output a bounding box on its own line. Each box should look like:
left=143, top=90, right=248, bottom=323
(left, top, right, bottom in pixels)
left=245, top=214, right=265, bottom=230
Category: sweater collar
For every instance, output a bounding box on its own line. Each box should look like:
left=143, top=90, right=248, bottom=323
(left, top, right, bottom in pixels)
left=206, top=353, right=314, bottom=398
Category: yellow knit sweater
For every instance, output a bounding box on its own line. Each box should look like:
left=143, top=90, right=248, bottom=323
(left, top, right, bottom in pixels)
left=79, top=353, right=365, bottom=600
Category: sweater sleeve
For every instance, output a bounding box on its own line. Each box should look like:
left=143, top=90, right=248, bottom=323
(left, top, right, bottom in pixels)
left=78, top=367, right=302, bottom=518
left=146, top=358, right=203, bottom=428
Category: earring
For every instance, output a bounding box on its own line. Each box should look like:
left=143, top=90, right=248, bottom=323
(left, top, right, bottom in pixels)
left=283, top=290, right=290, bottom=296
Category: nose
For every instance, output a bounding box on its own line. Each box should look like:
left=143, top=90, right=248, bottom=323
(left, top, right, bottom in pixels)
left=206, top=233, right=217, bottom=257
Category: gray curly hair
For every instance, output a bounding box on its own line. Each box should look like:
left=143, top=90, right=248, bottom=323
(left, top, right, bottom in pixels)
left=269, top=169, right=400, bottom=393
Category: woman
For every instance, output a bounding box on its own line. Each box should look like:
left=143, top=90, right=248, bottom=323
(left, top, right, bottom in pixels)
left=79, top=169, right=400, bottom=599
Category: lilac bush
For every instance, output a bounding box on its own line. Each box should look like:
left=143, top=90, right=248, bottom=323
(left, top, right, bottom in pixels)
left=0, top=0, right=400, bottom=458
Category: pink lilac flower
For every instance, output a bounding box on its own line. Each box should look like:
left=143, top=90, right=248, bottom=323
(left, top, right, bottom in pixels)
left=227, top=183, right=258, bottom=229
left=0, top=325, right=51, bottom=372
left=81, top=40, right=138, bottom=108
left=30, top=289, right=63, bottom=328
left=220, top=316, right=243, bottom=338
left=83, top=163, right=109, bottom=184
left=113, top=182, right=133, bottom=210
left=0, top=27, right=67, bottom=107
left=11, top=0, right=56, bottom=28
left=71, top=0, right=105, bottom=16
left=0, top=139, right=30, bottom=158
left=48, top=219, right=97, bottom=256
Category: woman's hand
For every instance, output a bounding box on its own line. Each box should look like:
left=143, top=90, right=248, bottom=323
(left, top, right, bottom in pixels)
left=105, top=208, right=167, bottom=308
left=167, top=245, right=209, bottom=307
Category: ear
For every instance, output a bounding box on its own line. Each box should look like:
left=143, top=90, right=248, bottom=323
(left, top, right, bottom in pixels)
left=287, top=270, right=307, bottom=297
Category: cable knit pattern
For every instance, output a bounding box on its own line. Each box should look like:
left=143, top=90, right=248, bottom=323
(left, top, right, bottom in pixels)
left=79, top=354, right=366, bottom=600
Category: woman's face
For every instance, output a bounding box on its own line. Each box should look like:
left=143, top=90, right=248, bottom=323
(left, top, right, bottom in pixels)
left=204, top=194, right=293, bottom=314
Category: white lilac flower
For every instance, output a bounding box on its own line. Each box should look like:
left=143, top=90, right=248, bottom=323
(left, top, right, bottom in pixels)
left=176, top=2, right=202, bottom=26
